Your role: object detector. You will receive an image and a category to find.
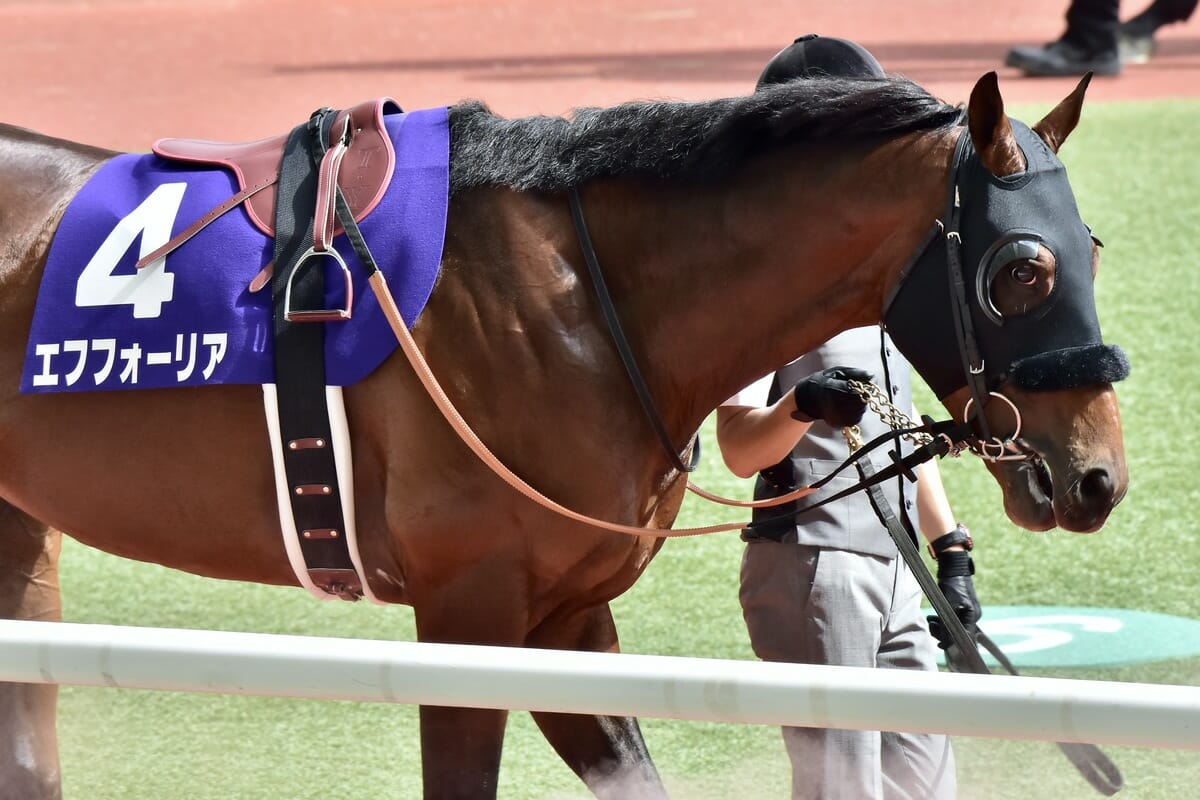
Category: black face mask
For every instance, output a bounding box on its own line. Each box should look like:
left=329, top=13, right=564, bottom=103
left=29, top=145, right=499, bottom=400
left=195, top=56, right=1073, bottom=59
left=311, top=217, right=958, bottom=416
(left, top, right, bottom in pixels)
left=883, top=119, right=1129, bottom=400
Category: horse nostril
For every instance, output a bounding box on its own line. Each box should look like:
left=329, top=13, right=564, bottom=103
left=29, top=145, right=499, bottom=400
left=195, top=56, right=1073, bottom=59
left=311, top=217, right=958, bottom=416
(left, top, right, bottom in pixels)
left=1079, top=468, right=1115, bottom=507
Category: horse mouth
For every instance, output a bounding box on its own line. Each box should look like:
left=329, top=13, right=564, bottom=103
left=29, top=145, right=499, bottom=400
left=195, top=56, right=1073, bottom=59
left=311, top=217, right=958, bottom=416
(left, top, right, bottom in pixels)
left=1025, top=451, right=1062, bottom=527
left=999, top=451, right=1057, bottom=531
left=1030, top=452, right=1054, bottom=500
left=1014, top=447, right=1120, bottom=534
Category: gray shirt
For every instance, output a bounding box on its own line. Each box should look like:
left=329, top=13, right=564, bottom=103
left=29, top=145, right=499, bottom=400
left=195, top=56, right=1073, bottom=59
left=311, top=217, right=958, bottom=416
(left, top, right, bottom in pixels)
left=725, top=326, right=917, bottom=557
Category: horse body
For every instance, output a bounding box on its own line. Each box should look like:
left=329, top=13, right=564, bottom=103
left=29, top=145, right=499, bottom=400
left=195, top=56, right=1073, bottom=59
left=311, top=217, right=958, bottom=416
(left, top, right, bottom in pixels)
left=0, top=74, right=1127, bottom=799
left=0, top=145, right=691, bottom=797
left=0, top=125, right=291, bottom=583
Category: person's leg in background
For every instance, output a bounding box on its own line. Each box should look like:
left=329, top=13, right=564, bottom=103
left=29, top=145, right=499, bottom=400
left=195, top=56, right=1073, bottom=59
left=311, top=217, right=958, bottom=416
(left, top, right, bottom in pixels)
left=1119, top=0, right=1199, bottom=62
left=741, top=545, right=892, bottom=799
left=1006, top=0, right=1122, bottom=76
left=877, top=560, right=956, bottom=800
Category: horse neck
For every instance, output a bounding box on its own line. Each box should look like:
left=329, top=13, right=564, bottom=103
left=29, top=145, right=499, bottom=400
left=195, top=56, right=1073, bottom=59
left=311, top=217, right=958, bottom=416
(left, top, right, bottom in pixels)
left=580, top=128, right=958, bottom=435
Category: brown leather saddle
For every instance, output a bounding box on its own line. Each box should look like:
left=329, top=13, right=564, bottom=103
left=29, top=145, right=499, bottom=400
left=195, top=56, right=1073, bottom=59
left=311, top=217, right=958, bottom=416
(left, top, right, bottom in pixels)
left=148, top=100, right=405, bottom=602
left=141, top=97, right=401, bottom=272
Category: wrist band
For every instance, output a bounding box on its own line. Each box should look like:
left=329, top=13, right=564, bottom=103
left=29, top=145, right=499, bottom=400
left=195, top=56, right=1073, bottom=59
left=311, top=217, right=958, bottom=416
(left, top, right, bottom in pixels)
left=928, top=523, right=972, bottom=558
left=936, top=549, right=974, bottom=578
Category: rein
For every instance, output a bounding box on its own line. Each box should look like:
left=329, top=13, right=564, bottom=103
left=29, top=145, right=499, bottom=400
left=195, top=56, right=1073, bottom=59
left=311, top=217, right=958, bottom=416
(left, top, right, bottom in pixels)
left=365, top=269, right=757, bottom=537
left=883, top=126, right=1043, bottom=463
left=355, top=123, right=1034, bottom=537
left=567, top=186, right=980, bottom=514
left=354, top=184, right=965, bottom=534
left=297, top=149, right=786, bottom=535
left=567, top=188, right=699, bottom=475
left=940, top=130, right=999, bottom=446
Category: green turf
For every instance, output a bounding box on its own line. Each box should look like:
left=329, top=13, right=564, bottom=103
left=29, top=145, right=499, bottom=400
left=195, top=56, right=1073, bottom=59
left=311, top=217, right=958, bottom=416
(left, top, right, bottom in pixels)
left=55, top=98, right=1200, bottom=799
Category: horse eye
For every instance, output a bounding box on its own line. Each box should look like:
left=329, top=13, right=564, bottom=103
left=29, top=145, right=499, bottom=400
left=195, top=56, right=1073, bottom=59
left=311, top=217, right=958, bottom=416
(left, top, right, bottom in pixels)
left=1011, top=263, right=1037, bottom=285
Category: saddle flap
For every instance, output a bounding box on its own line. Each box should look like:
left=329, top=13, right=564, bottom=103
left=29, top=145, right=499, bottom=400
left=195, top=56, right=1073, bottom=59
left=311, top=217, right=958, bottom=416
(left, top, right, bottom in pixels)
left=153, top=97, right=402, bottom=238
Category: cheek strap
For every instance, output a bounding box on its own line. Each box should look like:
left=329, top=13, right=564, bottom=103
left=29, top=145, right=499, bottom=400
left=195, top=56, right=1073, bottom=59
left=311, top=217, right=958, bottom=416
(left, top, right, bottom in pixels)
left=1009, top=343, right=1131, bottom=392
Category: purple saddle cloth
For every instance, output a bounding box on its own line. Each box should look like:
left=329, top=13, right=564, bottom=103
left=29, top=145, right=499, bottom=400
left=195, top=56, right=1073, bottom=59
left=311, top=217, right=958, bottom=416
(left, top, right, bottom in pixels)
left=21, top=106, right=449, bottom=393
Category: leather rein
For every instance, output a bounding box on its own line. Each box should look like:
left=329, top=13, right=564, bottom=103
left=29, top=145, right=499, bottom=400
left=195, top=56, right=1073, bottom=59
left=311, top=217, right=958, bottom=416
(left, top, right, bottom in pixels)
left=560, top=126, right=1002, bottom=531
left=358, top=126, right=1013, bottom=537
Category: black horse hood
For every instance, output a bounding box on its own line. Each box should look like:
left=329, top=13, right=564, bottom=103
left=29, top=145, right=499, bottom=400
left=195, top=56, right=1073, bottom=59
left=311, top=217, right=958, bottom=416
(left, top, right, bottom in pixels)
left=884, top=119, right=1128, bottom=399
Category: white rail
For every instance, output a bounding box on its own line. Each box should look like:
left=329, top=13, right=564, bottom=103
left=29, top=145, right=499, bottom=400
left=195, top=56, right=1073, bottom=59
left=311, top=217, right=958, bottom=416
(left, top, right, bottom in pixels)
left=1, top=620, right=1196, bottom=749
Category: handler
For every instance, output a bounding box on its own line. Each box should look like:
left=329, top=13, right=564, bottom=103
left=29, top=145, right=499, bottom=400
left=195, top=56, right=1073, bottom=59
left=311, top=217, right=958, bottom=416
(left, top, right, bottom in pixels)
left=715, top=35, right=980, bottom=800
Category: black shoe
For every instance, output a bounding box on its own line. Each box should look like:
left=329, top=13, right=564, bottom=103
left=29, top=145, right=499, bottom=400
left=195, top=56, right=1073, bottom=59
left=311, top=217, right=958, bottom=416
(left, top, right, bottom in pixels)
left=1005, top=39, right=1121, bottom=77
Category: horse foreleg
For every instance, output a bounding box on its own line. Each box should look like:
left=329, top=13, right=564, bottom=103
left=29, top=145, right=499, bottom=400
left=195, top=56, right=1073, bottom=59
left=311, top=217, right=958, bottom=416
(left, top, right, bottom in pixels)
left=527, top=603, right=667, bottom=800
left=417, top=704, right=508, bottom=800
left=0, top=503, right=62, bottom=800
left=413, top=566, right=531, bottom=800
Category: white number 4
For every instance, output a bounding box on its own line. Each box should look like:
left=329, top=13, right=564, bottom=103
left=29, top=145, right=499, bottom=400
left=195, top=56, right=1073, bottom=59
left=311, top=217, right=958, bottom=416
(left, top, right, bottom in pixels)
left=75, top=182, right=186, bottom=319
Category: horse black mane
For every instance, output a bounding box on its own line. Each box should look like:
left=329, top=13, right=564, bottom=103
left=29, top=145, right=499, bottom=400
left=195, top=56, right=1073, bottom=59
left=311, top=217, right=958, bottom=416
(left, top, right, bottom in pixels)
left=447, top=76, right=961, bottom=195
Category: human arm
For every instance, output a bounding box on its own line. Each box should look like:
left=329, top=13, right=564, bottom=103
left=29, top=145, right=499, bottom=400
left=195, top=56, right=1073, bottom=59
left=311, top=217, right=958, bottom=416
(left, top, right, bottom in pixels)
left=715, top=367, right=872, bottom=478
left=915, top=453, right=961, bottom=550
left=715, top=402, right=813, bottom=479
left=914, top=404, right=982, bottom=647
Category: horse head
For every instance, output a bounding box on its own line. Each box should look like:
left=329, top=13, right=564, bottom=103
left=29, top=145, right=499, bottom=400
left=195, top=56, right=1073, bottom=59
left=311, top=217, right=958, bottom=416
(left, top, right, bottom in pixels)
left=884, top=72, right=1128, bottom=533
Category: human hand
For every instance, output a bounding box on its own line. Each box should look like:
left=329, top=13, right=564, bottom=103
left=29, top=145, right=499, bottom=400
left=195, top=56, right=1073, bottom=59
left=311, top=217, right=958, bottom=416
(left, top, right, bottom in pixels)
left=927, top=550, right=981, bottom=651
left=790, top=367, right=873, bottom=427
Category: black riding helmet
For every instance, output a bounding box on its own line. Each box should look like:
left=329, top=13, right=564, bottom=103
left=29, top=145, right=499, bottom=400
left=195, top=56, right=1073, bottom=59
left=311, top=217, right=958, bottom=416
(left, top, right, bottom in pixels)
left=757, top=33, right=885, bottom=87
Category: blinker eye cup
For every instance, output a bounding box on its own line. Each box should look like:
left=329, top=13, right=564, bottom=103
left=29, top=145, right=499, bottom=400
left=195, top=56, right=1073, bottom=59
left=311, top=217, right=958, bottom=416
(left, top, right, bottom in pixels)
left=975, top=231, right=1047, bottom=325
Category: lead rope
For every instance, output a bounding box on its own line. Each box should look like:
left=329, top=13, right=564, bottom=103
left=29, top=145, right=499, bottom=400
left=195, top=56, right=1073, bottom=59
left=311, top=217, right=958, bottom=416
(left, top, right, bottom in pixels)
left=846, top=381, right=1122, bottom=795
left=844, top=424, right=988, bottom=669
left=977, top=630, right=1124, bottom=795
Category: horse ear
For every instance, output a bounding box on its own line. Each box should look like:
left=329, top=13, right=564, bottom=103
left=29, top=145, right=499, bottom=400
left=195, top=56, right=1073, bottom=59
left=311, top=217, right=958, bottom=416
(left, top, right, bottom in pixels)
left=1032, top=73, right=1092, bottom=154
left=967, top=71, right=1026, bottom=177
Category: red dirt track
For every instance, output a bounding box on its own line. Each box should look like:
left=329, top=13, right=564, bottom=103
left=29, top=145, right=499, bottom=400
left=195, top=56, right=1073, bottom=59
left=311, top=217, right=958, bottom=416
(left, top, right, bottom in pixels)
left=2, top=0, right=1198, bottom=151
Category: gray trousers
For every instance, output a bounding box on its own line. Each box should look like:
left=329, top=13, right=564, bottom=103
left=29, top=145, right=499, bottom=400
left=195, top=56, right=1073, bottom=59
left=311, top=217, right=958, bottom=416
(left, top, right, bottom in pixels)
left=740, top=543, right=956, bottom=800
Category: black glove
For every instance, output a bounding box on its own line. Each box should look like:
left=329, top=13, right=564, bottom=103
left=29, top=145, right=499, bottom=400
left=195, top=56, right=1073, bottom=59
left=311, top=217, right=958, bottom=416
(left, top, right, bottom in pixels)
left=927, top=550, right=982, bottom=654
left=790, top=367, right=873, bottom=428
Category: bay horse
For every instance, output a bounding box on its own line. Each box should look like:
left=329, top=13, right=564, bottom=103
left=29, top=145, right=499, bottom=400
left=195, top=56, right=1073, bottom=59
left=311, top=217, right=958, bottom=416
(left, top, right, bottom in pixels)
left=0, top=71, right=1126, bottom=799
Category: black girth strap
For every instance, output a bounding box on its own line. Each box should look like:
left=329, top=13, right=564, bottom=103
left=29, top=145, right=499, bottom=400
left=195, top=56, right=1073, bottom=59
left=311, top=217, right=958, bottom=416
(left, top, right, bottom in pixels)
left=568, top=188, right=699, bottom=474
left=270, top=109, right=361, bottom=600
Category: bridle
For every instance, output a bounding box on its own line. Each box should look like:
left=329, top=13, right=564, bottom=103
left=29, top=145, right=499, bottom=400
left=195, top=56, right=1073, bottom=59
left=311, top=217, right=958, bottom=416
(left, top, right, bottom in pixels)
left=882, top=119, right=1128, bottom=465
left=349, top=113, right=1124, bottom=536
left=562, top=114, right=1130, bottom=527
left=562, top=122, right=1040, bottom=513
left=888, top=125, right=1035, bottom=464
